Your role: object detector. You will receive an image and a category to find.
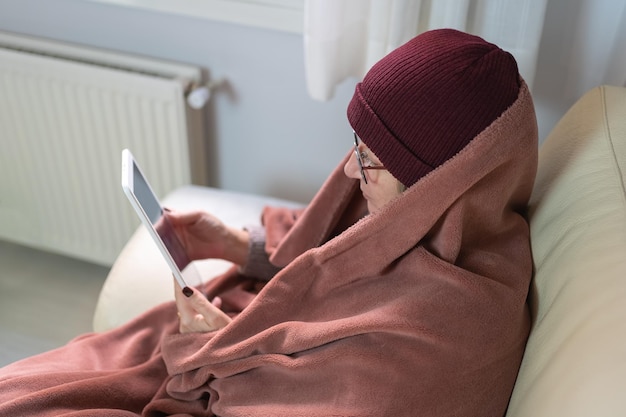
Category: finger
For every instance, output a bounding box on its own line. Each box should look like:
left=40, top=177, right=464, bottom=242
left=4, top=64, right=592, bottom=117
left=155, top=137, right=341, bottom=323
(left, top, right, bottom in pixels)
left=186, top=288, right=231, bottom=330
left=186, top=287, right=226, bottom=316
left=173, top=278, right=198, bottom=319
left=211, top=296, right=223, bottom=309
left=174, top=281, right=210, bottom=333
left=174, top=280, right=231, bottom=333
left=165, top=210, right=202, bottom=226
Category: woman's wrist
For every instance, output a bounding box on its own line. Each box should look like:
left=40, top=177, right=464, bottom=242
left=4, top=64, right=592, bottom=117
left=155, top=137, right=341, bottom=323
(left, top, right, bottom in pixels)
left=225, top=226, right=250, bottom=266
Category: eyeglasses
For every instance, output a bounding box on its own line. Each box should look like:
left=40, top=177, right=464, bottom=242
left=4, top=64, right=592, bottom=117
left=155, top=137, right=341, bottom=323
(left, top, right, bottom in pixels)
left=353, top=131, right=386, bottom=184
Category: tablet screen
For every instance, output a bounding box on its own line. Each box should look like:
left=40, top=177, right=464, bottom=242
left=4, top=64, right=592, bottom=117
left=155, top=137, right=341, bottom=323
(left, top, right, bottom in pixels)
left=132, top=163, right=161, bottom=224
left=122, top=149, right=200, bottom=289
left=131, top=163, right=191, bottom=271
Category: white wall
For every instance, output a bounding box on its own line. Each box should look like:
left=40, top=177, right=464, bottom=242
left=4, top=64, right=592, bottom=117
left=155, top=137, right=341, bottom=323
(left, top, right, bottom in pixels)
left=0, top=0, right=355, bottom=203
left=0, top=0, right=624, bottom=203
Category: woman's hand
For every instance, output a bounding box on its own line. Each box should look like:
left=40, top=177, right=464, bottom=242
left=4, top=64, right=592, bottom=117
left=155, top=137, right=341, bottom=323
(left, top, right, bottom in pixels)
left=174, top=279, right=232, bottom=333
left=165, top=210, right=249, bottom=265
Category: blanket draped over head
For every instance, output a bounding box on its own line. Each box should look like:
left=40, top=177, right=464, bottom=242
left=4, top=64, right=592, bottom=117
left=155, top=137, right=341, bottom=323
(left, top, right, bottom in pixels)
left=0, top=82, right=537, bottom=417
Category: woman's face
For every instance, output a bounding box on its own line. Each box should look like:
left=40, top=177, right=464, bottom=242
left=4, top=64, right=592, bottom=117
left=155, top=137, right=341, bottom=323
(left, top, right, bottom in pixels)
left=344, top=138, right=403, bottom=213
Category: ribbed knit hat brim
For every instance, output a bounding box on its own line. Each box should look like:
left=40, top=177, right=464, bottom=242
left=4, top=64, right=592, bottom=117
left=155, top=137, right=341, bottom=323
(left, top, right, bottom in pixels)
left=347, top=29, right=521, bottom=187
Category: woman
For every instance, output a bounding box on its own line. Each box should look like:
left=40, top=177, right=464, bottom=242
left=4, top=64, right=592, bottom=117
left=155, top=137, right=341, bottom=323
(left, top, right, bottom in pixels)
left=170, top=126, right=405, bottom=334
left=0, top=29, right=538, bottom=416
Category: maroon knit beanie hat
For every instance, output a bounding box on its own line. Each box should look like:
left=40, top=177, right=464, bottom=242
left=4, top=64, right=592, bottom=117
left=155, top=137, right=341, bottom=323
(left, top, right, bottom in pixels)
left=347, top=29, right=521, bottom=187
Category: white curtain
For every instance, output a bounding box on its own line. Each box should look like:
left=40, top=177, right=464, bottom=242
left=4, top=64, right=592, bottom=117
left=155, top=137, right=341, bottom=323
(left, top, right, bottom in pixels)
left=304, top=0, right=549, bottom=101
left=555, top=0, right=626, bottom=100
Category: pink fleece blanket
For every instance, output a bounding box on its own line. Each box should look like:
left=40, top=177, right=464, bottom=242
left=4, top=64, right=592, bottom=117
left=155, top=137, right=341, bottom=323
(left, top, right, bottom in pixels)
left=0, top=83, right=537, bottom=417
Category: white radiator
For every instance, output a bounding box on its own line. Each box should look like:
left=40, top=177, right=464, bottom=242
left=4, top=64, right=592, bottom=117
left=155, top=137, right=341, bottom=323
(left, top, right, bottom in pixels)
left=0, top=31, right=209, bottom=266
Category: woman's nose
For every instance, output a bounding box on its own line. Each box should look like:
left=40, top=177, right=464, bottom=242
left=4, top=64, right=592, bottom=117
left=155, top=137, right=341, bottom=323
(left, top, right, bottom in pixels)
left=344, top=152, right=361, bottom=180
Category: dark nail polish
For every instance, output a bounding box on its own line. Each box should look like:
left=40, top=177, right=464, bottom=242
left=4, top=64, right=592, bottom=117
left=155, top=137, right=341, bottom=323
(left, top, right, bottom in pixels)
left=182, top=287, right=193, bottom=297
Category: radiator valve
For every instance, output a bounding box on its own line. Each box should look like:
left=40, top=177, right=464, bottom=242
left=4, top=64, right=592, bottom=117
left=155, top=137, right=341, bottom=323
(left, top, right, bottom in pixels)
left=187, top=79, right=223, bottom=109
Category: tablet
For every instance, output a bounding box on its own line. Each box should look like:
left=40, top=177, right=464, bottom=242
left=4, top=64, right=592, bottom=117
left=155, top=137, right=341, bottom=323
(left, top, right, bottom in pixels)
left=121, top=149, right=200, bottom=291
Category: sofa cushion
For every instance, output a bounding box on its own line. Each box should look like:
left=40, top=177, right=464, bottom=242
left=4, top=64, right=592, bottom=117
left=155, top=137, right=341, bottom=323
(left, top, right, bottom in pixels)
left=506, top=85, right=626, bottom=416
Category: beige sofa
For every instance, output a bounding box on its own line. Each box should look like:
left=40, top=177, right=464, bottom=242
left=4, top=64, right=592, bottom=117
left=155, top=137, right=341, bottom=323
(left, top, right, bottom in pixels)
left=507, top=85, right=626, bottom=416
left=94, top=85, right=626, bottom=416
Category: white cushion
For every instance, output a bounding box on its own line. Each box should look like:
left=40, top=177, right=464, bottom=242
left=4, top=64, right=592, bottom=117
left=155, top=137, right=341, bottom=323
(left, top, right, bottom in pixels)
left=506, top=85, right=626, bottom=417
left=92, top=185, right=302, bottom=332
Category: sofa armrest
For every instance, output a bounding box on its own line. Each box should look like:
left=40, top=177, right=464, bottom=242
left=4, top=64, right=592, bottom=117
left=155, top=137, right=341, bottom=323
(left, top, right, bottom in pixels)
left=506, top=85, right=626, bottom=417
left=92, top=185, right=303, bottom=332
